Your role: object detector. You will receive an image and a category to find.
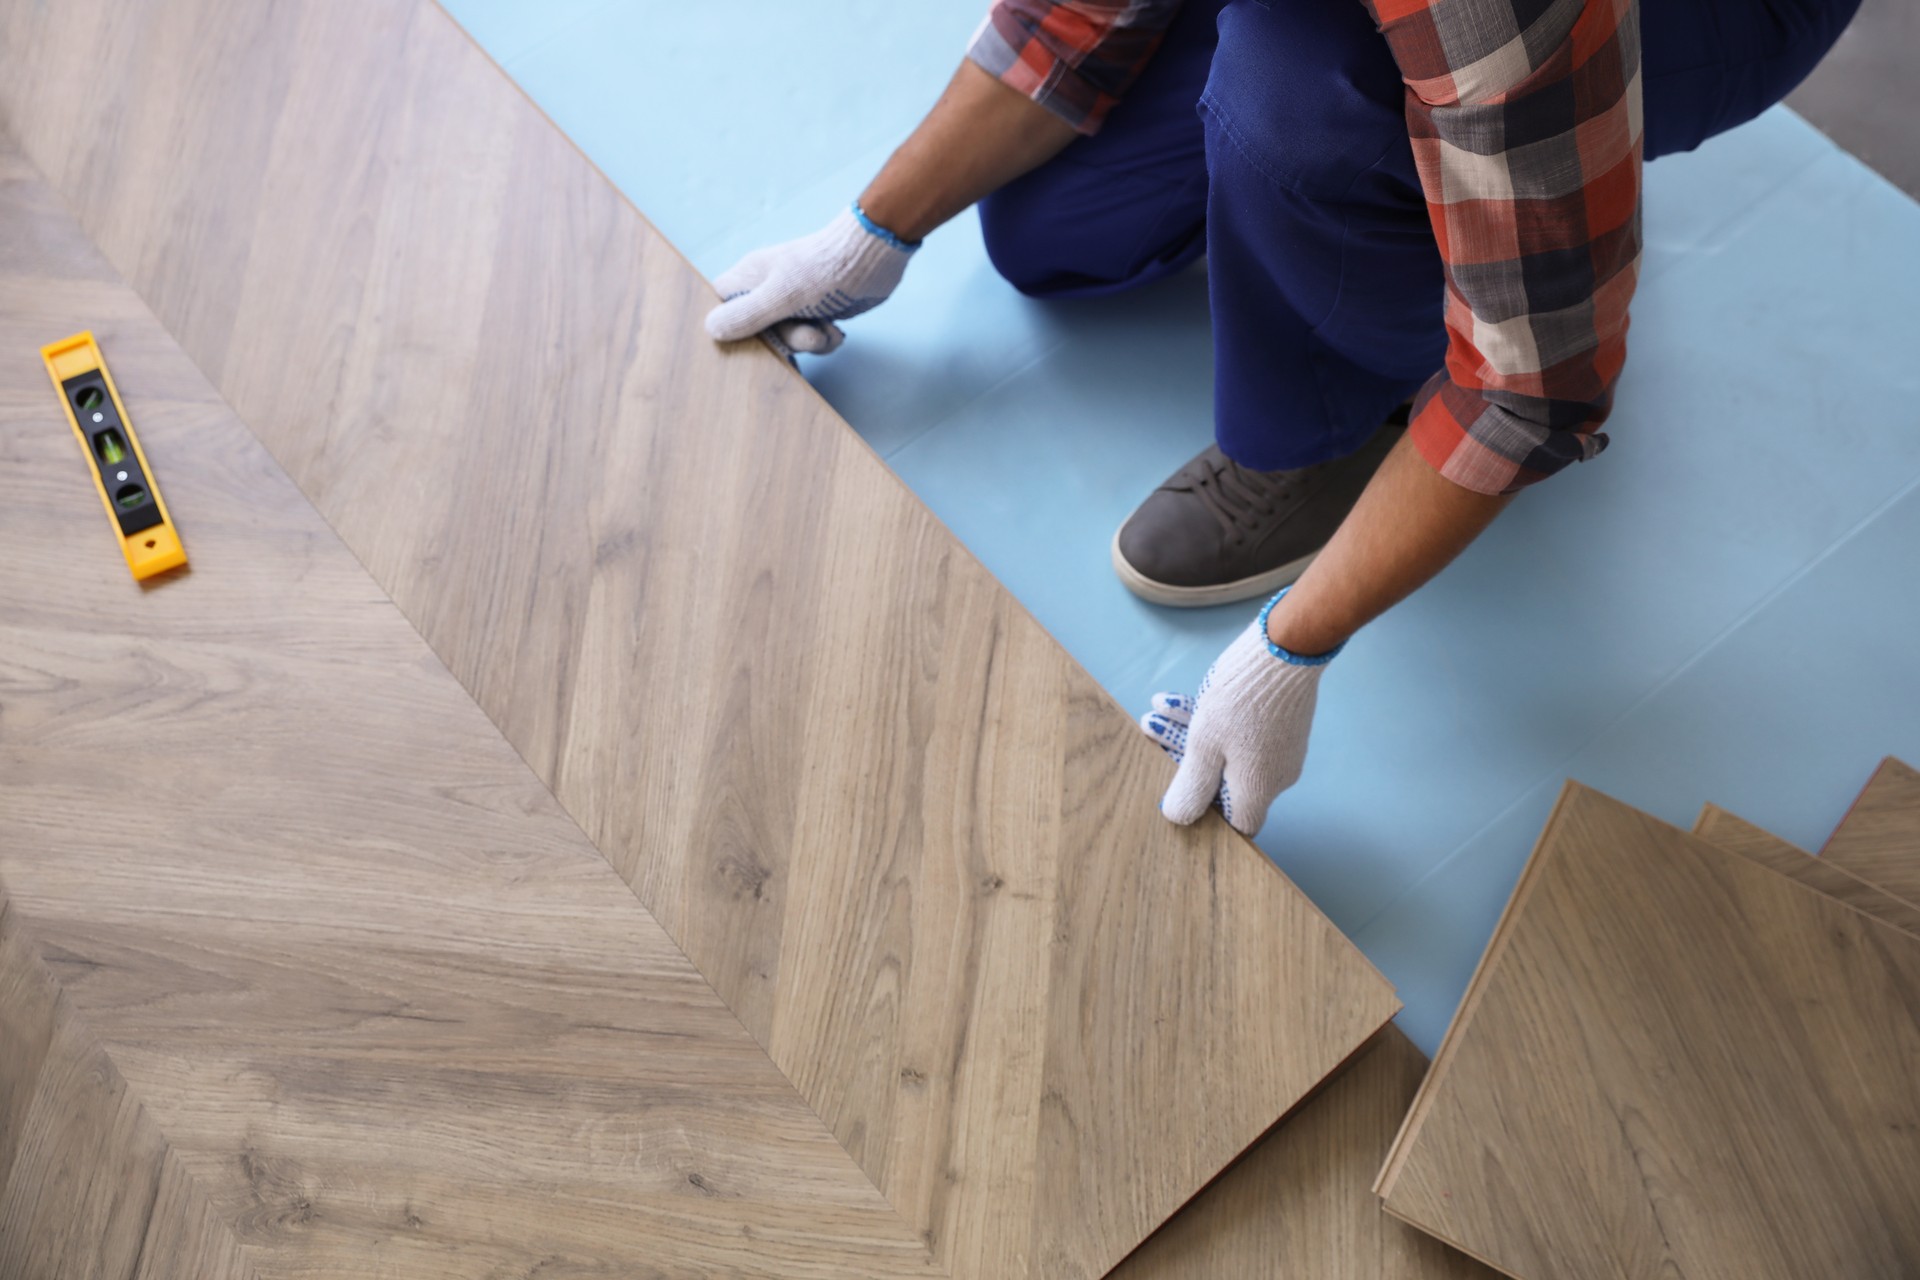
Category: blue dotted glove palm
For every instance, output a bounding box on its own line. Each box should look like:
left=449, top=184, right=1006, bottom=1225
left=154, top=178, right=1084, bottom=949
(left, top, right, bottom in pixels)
left=1139, top=593, right=1339, bottom=835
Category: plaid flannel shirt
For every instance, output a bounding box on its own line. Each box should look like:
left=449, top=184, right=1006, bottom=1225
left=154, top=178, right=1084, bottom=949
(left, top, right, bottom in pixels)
left=968, top=0, right=1644, bottom=494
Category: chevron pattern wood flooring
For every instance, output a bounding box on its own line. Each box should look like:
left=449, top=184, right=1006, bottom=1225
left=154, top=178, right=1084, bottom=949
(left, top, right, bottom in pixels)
left=0, top=1, right=1396, bottom=1273
left=0, top=138, right=940, bottom=1278
left=0, top=909, right=235, bottom=1280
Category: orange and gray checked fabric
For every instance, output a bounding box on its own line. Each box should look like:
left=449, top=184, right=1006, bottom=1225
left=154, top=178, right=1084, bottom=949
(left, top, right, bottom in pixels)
left=969, top=0, right=1644, bottom=496
left=968, top=0, right=1184, bottom=135
left=1375, top=0, right=1642, bottom=493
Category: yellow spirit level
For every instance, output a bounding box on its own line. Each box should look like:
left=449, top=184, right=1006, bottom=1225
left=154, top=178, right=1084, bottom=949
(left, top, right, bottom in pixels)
left=42, top=332, right=187, bottom=581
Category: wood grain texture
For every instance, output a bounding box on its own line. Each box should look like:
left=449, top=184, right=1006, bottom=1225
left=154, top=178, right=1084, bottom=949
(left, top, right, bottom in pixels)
left=1377, top=783, right=1920, bottom=1280
left=0, top=969, right=167, bottom=1279
left=0, top=899, right=252, bottom=1280
left=1694, top=804, right=1920, bottom=937
left=1113, top=1027, right=1496, bottom=1279
left=0, top=138, right=941, bottom=1278
left=1823, top=758, right=1920, bottom=903
left=0, top=2, right=1398, bottom=1275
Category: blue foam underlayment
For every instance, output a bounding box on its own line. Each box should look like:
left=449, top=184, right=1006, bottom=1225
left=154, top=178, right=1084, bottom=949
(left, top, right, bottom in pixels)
left=446, top=1, right=1920, bottom=1055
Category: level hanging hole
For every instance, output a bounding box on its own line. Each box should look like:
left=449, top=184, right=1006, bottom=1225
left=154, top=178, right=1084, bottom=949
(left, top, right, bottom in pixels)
left=75, top=385, right=105, bottom=412
left=115, top=482, right=148, bottom=509
left=94, top=428, right=128, bottom=465
left=144, top=539, right=156, bottom=549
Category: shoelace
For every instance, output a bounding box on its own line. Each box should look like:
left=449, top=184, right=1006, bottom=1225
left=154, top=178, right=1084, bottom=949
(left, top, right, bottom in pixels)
left=1191, top=454, right=1316, bottom=537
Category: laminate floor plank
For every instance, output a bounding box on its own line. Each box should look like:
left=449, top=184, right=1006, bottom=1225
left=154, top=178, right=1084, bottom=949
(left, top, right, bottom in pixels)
left=0, top=2, right=1398, bottom=1275
left=1112, top=1027, right=1497, bottom=1279
left=0, top=138, right=940, bottom=1278
left=0, top=988, right=169, bottom=1280
left=0, top=903, right=245, bottom=1280
left=1376, top=783, right=1920, bottom=1280
left=1694, top=804, right=1920, bottom=937
left=1823, top=758, right=1920, bottom=903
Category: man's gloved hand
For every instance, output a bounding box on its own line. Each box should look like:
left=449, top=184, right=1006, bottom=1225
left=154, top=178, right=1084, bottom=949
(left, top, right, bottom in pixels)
left=704, top=204, right=918, bottom=357
left=1139, top=591, right=1339, bottom=836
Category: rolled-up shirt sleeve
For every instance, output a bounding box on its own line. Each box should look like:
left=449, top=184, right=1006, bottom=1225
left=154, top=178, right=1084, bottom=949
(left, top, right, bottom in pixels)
left=1369, top=0, right=1644, bottom=494
left=968, top=0, right=1185, bottom=134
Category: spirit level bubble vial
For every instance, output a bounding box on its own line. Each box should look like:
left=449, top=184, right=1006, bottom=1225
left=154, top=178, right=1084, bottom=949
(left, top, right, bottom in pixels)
left=41, top=331, right=187, bottom=581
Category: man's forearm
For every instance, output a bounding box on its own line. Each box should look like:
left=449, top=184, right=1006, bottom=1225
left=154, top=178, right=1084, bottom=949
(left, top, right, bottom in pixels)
left=1266, top=433, right=1514, bottom=656
left=859, top=60, right=1077, bottom=242
left=859, top=63, right=1508, bottom=660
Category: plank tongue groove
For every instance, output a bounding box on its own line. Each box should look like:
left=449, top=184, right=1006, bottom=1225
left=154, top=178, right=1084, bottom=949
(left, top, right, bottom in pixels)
left=1693, top=803, right=1920, bottom=937
left=0, top=0, right=1398, bottom=1275
left=1822, top=758, right=1920, bottom=903
left=1377, top=783, right=1920, bottom=1280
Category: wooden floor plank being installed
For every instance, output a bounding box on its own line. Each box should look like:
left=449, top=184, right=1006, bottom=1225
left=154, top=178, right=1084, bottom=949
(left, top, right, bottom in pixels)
left=1113, top=1027, right=1496, bottom=1279
left=1376, top=784, right=1920, bottom=1280
left=1823, top=758, right=1920, bottom=903
left=0, top=138, right=942, bottom=1279
left=0, top=1, right=1397, bottom=1275
left=1694, top=804, right=1920, bottom=936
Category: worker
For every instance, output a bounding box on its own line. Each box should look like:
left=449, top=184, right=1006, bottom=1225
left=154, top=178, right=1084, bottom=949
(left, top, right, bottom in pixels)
left=704, top=0, right=1858, bottom=835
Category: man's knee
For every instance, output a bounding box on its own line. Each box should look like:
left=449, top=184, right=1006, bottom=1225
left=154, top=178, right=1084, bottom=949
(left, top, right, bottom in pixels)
left=982, top=161, right=1211, bottom=298
left=978, top=178, right=1080, bottom=296
left=1202, top=0, right=1409, bottom=200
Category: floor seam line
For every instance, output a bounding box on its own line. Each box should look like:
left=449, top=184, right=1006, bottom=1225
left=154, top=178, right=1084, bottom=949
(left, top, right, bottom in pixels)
left=1647, top=127, right=1834, bottom=280
left=0, top=894, right=265, bottom=1278
left=874, top=329, right=1077, bottom=461
left=488, top=0, right=614, bottom=74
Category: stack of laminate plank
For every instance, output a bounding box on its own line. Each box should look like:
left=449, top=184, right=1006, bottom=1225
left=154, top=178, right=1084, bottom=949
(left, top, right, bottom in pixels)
left=1368, top=759, right=1920, bottom=1279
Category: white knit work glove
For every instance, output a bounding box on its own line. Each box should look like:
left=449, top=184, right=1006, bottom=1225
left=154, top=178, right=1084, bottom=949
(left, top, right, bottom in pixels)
left=1139, top=591, right=1339, bottom=835
left=704, top=204, right=917, bottom=357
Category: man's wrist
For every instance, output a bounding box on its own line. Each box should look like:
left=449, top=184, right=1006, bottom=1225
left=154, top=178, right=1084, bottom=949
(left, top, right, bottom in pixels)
left=1260, top=588, right=1346, bottom=664
left=854, top=180, right=937, bottom=245
left=850, top=200, right=922, bottom=253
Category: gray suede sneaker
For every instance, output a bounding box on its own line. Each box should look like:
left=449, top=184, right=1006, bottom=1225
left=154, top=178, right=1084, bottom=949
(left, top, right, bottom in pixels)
left=1112, top=414, right=1407, bottom=607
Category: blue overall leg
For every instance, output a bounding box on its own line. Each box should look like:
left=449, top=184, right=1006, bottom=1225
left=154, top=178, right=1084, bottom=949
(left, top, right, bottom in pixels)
left=977, top=0, right=1225, bottom=297
left=981, top=0, right=1861, bottom=470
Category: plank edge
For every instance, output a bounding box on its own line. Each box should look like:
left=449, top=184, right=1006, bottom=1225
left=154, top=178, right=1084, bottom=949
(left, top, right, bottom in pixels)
left=1372, top=778, right=1585, bottom=1198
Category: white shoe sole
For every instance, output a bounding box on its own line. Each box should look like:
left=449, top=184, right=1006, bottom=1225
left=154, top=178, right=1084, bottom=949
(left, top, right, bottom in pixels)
left=1109, top=525, right=1320, bottom=609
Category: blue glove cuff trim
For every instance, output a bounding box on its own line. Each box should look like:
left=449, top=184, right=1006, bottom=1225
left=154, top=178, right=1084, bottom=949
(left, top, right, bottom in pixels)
left=852, top=201, right=921, bottom=253
left=1258, top=587, right=1343, bottom=667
